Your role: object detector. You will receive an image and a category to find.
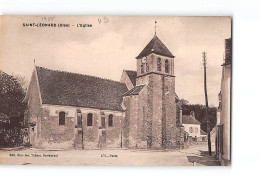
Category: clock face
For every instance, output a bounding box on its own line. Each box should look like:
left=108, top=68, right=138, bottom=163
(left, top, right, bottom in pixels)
left=142, top=57, right=147, bottom=63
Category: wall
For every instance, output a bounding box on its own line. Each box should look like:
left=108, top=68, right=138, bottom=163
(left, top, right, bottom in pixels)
left=40, top=107, right=75, bottom=149
left=122, top=93, right=148, bottom=149
left=25, top=69, right=42, bottom=148
left=219, top=64, right=231, bottom=164
left=28, top=98, right=124, bottom=150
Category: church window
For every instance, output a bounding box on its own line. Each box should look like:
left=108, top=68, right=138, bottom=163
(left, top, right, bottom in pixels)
left=108, top=114, right=113, bottom=127
left=189, top=127, right=193, bottom=133
left=165, top=59, right=169, bottom=73
left=101, top=116, right=106, bottom=128
left=59, top=111, right=65, bottom=125
left=157, top=58, right=161, bottom=71
left=77, top=109, right=82, bottom=126
left=141, top=64, right=144, bottom=73
left=146, top=63, right=149, bottom=72
left=87, top=113, right=93, bottom=126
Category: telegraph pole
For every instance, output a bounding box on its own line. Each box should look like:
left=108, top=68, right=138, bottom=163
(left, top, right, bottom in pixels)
left=202, top=51, right=212, bottom=156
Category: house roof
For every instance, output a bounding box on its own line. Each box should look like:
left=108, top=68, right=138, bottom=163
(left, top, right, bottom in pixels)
left=36, top=66, right=128, bottom=111
left=123, top=85, right=145, bottom=96
left=200, top=129, right=207, bottom=135
left=124, top=70, right=137, bottom=86
left=136, top=35, right=175, bottom=59
left=182, top=115, right=201, bottom=125
left=224, top=38, right=232, bottom=65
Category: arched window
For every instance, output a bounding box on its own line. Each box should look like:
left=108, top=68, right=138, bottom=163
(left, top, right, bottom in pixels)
left=146, top=63, right=149, bottom=72
left=87, top=113, right=93, bottom=126
left=59, top=111, right=65, bottom=125
left=165, top=59, right=169, bottom=73
left=141, top=64, right=144, bottom=73
left=77, top=109, right=82, bottom=125
left=157, top=58, right=161, bottom=71
left=108, top=114, right=113, bottom=127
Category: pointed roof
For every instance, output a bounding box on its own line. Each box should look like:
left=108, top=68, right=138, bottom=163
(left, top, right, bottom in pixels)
left=35, top=66, right=128, bottom=111
left=136, top=35, right=175, bottom=59
left=182, top=115, right=201, bottom=125
left=124, top=70, right=137, bottom=86
left=200, top=129, right=207, bottom=135
left=123, top=85, right=145, bottom=96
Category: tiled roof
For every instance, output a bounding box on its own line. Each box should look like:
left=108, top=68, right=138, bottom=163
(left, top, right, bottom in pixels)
left=124, top=70, right=137, bottom=86
left=200, top=129, right=207, bottom=135
left=224, top=38, right=232, bottom=65
left=123, top=85, right=145, bottom=96
left=182, top=115, right=201, bottom=125
left=136, top=35, right=175, bottom=59
left=36, top=66, right=128, bottom=111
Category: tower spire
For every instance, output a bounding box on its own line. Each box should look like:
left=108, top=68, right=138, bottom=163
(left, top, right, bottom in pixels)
left=154, top=20, right=157, bottom=36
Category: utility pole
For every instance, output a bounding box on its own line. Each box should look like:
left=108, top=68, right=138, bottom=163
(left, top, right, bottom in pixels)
left=202, top=51, right=212, bottom=156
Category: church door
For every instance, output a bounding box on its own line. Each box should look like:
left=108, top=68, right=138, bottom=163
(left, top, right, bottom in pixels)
left=74, top=111, right=84, bottom=149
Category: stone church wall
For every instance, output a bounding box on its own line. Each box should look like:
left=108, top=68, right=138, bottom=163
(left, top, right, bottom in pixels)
left=40, top=108, right=75, bottom=149
left=164, top=76, right=177, bottom=148
left=38, top=107, right=124, bottom=150
left=149, top=74, right=163, bottom=149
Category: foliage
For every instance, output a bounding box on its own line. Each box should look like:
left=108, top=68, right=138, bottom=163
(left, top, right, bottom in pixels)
left=180, top=100, right=217, bottom=132
left=0, top=71, right=28, bottom=148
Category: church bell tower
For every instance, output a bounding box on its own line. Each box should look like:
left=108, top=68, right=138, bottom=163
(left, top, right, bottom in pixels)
left=135, top=32, right=177, bottom=149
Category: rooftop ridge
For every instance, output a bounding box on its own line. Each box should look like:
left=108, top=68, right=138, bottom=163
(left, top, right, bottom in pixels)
left=124, top=69, right=136, bottom=72
left=36, top=65, right=124, bottom=85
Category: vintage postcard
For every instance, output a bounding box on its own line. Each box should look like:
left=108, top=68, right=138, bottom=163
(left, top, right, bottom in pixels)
left=0, top=16, right=231, bottom=166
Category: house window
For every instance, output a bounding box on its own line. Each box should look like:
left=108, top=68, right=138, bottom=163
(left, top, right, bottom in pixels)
left=165, top=59, right=169, bottom=73
left=87, top=113, right=93, bottom=126
left=157, top=58, right=161, bottom=71
left=108, top=114, right=113, bottom=127
left=189, top=127, right=193, bottom=133
left=59, top=111, right=65, bottom=125
left=141, top=64, right=144, bottom=73
left=146, top=63, right=149, bottom=72
left=195, top=127, right=198, bottom=133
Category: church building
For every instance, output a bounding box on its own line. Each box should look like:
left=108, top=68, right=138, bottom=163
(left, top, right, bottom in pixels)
left=24, top=33, right=184, bottom=150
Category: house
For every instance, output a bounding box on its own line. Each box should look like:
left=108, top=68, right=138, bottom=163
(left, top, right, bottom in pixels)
left=24, top=34, right=185, bottom=150
left=215, top=38, right=231, bottom=166
left=182, top=111, right=201, bottom=142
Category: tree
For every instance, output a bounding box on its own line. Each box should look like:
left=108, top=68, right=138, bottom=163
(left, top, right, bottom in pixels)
left=179, top=98, right=189, bottom=106
left=0, top=70, right=28, bottom=147
left=181, top=104, right=217, bottom=132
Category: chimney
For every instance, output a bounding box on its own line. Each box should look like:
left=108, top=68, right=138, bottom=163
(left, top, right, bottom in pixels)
left=190, top=111, right=195, bottom=118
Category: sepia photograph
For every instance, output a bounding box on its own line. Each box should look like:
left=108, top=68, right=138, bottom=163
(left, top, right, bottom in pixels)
left=0, top=16, right=231, bottom=166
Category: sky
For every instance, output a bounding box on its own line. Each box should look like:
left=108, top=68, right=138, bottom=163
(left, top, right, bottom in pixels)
left=0, top=16, right=231, bottom=106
